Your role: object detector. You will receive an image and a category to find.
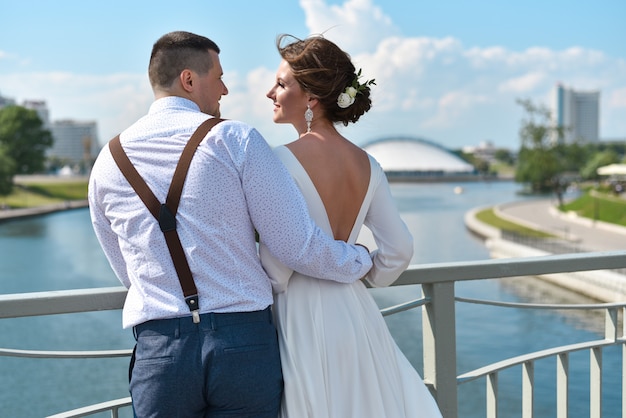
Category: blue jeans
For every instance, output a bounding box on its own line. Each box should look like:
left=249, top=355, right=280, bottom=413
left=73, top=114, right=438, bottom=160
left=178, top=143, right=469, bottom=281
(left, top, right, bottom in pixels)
left=130, top=307, right=282, bottom=418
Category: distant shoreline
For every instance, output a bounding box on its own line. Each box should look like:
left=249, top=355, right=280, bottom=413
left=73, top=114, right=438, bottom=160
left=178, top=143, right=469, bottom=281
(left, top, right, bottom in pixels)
left=386, top=173, right=513, bottom=182
left=14, top=174, right=90, bottom=184
left=0, top=200, right=88, bottom=222
left=2, top=175, right=513, bottom=221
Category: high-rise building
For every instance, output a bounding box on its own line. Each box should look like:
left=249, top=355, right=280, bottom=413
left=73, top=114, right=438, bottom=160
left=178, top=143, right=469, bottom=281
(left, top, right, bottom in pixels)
left=49, top=119, right=100, bottom=170
left=1, top=94, right=100, bottom=172
left=22, top=100, right=50, bottom=127
left=552, top=83, right=600, bottom=144
left=0, top=92, right=16, bottom=109
left=0, top=96, right=50, bottom=127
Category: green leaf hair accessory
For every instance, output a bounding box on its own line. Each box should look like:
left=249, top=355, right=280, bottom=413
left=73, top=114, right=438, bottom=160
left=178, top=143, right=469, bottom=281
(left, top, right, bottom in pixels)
left=337, top=69, right=376, bottom=109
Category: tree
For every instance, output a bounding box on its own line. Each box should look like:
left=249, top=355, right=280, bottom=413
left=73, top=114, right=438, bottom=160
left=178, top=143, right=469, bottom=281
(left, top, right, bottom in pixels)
left=514, top=99, right=565, bottom=194
left=457, top=150, right=491, bottom=175
left=0, top=105, right=53, bottom=175
left=553, top=141, right=588, bottom=174
left=0, top=145, right=16, bottom=196
left=580, top=150, right=620, bottom=180
left=494, top=149, right=515, bottom=165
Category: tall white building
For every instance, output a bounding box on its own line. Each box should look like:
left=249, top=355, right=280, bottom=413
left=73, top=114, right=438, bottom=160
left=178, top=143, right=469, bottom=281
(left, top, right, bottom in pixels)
left=0, top=92, right=16, bottom=109
left=22, top=100, right=50, bottom=127
left=1, top=94, right=100, bottom=172
left=552, top=83, right=600, bottom=144
left=48, top=119, right=100, bottom=169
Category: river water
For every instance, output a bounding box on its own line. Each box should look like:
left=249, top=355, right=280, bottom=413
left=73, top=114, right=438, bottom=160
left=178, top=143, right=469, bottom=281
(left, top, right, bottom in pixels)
left=0, top=180, right=620, bottom=417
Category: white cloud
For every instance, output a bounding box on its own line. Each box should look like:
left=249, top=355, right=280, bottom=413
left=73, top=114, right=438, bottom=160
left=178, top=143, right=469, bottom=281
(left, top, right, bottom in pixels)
left=558, top=47, right=606, bottom=66
left=221, top=67, right=298, bottom=145
left=376, top=36, right=461, bottom=69
left=0, top=49, right=25, bottom=66
left=422, top=91, right=490, bottom=129
left=499, top=72, right=547, bottom=93
left=230, top=26, right=625, bottom=148
left=603, top=86, right=626, bottom=139
left=2, top=0, right=623, bottom=150
left=300, top=0, right=398, bottom=54
left=608, top=87, right=626, bottom=108
left=316, top=25, right=625, bottom=148
left=1, top=71, right=151, bottom=145
left=465, top=46, right=510, bottom=68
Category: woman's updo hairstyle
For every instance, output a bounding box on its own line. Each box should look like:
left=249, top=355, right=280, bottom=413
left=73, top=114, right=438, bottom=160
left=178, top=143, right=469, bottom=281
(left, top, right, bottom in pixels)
left=276, top=34, right=372, bottom=126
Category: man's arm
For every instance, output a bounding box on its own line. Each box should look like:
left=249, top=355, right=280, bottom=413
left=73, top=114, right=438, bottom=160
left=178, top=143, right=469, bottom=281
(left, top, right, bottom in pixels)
left=88, top=159, right=132, bottom=289
left=242, top=128, right=372, bottom=283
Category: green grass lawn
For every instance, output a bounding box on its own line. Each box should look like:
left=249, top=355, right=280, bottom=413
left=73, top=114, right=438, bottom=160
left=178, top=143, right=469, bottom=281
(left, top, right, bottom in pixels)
left=560, top=192, right=626, bottom=227
left=474, top=190, right=626, bottom=237
left=475, top=207, right=554, bottom=238
left=1, top=178, right=89, bottom=209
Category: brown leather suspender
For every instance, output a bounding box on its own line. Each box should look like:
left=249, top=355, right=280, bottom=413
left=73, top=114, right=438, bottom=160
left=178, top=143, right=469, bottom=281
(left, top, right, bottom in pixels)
left=108, top=118, right=223, bottom=323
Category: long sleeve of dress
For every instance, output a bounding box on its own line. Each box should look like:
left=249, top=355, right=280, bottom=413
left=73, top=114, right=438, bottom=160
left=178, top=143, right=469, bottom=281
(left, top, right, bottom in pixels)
left=362, top=163, right=413, bottom=288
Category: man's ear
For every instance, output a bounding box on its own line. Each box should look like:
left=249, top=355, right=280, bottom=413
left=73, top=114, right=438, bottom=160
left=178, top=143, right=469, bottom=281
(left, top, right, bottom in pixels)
left=180, top=69, right=194, bottom=93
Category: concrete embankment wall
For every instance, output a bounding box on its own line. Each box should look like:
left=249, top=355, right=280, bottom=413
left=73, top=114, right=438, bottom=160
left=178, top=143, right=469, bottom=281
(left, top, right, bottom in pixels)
left=0, top=200, right=88, bottom=222
left=464, top=206, right=626, bottom=303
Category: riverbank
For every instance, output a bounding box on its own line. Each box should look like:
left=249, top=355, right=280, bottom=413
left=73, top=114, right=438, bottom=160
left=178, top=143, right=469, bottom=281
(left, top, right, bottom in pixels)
left=0, top=200, right=88, bottom=222
left=465, top=199, right=626, bottom=302
left=0, top=175, right=89, bottom=221
left=1, top=175, right=88, bottom=210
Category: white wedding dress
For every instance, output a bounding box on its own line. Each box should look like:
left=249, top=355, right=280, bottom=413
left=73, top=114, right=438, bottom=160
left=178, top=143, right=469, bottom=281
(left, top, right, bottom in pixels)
left=260, top=146, right=442, bottom=418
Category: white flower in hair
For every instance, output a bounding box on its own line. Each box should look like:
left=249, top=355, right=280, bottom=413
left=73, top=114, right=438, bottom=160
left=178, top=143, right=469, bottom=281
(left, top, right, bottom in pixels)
left=336, top=69, right=375, bottom=109
left=337, top=92, right=355, bottom=108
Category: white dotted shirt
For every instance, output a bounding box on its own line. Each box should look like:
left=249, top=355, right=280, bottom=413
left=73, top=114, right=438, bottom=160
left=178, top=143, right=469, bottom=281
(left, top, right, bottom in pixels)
left=88, top=97, right=372, bottom=328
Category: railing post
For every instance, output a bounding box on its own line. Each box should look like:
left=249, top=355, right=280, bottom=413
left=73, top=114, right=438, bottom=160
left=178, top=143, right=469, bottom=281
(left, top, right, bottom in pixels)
left=422, top=281, right=458, bottom=418
left=605, top=307, right=617, bottom=341
left=522, top=361, right=534, bottom=418
left=590, top=347, right=602, bottom=418
left=623, top=307, right=626, bottom=418
left=486, top=373, right=498, bottom=418
left=556, top=353, right=569, bottom=418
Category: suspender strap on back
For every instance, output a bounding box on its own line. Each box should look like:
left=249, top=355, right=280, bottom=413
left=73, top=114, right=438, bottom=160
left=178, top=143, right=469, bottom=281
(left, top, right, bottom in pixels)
left=109, top=117, right=223, bottom=323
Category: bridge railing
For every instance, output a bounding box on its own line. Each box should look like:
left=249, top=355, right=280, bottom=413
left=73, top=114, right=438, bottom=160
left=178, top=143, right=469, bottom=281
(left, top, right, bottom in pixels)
left=1, top=250, right=625, bottom=418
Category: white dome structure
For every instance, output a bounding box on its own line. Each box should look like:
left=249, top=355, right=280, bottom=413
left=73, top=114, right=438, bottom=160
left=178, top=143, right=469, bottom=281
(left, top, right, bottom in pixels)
left=362, top=137, right=475, bottom=180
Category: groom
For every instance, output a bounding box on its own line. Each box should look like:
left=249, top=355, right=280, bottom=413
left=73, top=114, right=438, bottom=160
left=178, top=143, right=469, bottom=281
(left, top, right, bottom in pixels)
left=88, top=31, right=372, bottom=417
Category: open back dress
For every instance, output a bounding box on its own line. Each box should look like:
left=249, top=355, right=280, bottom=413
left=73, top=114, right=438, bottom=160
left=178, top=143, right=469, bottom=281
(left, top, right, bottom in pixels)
left=260, top=145, right=443, bottom=418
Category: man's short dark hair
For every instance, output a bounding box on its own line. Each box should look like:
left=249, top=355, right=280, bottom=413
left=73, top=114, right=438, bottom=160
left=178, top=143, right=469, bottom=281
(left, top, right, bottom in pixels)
left=149, top=31, right=220, bottom=89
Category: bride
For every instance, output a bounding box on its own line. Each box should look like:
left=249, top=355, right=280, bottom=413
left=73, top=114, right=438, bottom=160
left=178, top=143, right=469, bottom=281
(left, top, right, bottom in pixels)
left=260, top=34, right=443, bottom=418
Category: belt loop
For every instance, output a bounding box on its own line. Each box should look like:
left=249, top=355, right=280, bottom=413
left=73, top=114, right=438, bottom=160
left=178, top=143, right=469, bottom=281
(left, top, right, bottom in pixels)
left=210, top=312, right=217, bottom=330
left=132, top=326, right=138, bottom=341
left=174, top=318, right=180, bottom=339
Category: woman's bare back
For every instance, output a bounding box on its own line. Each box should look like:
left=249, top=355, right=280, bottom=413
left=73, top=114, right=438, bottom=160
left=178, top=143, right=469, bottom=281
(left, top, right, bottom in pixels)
left=286, top=134, right=370, bottom=242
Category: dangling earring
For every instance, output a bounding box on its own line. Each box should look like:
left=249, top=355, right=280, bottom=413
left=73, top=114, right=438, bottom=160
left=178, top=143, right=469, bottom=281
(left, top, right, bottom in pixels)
left=304, top=104, right=313, bottom=133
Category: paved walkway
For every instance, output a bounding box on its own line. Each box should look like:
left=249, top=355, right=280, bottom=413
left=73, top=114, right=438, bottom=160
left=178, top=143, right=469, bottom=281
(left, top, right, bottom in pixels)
left=496, top=198, right=626, bottom=252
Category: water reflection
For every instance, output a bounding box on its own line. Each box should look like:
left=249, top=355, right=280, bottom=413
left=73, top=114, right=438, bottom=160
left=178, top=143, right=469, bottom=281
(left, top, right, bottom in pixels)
left=0, top=210, right=118, bottom=294
left=500, top=276, right=617, bottom=333
left=0, top=217, right=48, bottom=237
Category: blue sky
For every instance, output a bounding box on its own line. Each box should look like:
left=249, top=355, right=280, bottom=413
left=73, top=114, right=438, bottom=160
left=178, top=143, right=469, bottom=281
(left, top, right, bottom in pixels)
left=1, top=0, right=624, bottom=150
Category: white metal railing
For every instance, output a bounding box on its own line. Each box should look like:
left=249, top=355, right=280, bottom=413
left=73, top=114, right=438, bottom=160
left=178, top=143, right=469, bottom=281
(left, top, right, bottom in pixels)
left=1, top=250, right=626, bottom=418
left=453, top=298, right=624, bottom=418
